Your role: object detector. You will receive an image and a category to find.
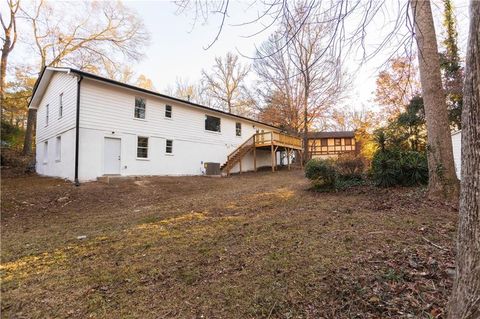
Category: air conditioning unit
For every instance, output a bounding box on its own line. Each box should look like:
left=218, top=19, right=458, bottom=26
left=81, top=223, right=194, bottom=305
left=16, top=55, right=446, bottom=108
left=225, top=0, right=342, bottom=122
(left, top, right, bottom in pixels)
left=204, top=162, right=220, bottom=176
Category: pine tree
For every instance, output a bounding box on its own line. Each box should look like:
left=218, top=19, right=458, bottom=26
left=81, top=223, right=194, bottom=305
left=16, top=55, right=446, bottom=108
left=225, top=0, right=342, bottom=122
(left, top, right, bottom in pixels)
left=440, top=0, right=464, bottom=130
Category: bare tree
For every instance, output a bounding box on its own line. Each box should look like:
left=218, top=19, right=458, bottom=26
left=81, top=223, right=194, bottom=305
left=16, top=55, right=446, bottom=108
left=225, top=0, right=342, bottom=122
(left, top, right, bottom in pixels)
left=410, top=0, right=459, bottom=200
left=0, top=0, right=20, bottom=114
left=201, top=52, right=250, bottom=114
left=254, top=4, right=346, bottom=160
left=21, top=0, right=150, bottom=155
left=447, top=1, right=480, bottom=317
left=374, top=56, right=421, bottom=120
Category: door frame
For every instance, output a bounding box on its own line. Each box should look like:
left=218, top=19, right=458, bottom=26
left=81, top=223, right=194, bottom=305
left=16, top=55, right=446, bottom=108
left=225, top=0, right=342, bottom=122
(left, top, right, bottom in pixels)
left=103, top=136, right=122, bottom=175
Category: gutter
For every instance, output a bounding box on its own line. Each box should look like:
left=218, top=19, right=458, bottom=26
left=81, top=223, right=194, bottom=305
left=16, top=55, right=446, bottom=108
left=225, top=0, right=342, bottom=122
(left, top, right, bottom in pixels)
left=74, top=75, right=83, bottom=186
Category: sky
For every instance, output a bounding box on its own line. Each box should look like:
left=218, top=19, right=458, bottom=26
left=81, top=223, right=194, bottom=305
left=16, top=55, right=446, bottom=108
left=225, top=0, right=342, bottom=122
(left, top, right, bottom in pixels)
left=5, top=0, right=471, bottom=113
left=122, top=0, right=470, bottom=112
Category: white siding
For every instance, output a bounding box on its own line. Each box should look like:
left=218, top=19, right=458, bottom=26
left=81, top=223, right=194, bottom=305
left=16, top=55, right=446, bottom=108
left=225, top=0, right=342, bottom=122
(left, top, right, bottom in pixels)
left=36, top=129, right=76, bottom=180
left=451, top=131, right=461, bottom=179
left=76, top=79, right=277, bottom=181
left=35, top=72, right=77, bottom=180
left=36, top=72, right=77, bottom=143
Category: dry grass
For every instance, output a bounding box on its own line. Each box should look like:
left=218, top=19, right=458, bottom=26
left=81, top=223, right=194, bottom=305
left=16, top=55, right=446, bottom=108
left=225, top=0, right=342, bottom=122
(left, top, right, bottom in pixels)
left=1, top=170, right=457, bottom=318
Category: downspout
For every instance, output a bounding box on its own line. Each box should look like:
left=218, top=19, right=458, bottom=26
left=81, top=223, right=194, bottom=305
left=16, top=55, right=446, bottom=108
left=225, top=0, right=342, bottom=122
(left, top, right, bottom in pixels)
left=74, top=75, right=83, bottom=186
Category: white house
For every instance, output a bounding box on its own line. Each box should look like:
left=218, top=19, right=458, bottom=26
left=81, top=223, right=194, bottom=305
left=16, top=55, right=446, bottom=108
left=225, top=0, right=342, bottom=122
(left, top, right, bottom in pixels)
left=29, top=67, right=302, bottom=183
left=451, top=130, right=462, bottom=179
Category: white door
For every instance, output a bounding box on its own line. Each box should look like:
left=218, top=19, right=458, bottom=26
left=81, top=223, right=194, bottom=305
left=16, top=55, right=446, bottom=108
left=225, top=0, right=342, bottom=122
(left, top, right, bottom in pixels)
left=104, top=138, right=121, bottom=175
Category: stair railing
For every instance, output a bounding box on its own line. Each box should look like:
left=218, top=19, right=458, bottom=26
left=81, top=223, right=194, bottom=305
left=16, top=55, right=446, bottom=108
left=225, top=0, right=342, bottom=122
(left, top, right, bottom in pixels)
left=226, top=135, right=255, bottom=162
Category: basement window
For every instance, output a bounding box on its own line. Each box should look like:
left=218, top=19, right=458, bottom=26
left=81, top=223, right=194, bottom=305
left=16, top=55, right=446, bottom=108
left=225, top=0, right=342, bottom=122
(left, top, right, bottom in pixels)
left=134, top=97, right=146, bottom=119
left=165, top=105, right=172, bottom=118
left=137, top=137, right=149, bottom=158
left=166, top=139, right=173, bottom=154
left=236, top=122, right=242, bottom=136
left=205, top=115, right=221, bottom=132
left=56, top=136, right=61, bottom=162
left=43, top=141, right=48, bottom=163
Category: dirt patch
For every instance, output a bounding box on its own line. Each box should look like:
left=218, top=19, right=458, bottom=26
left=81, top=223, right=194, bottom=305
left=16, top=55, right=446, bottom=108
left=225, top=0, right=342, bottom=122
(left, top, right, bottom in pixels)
left=1, top=170, right=457, bottom=318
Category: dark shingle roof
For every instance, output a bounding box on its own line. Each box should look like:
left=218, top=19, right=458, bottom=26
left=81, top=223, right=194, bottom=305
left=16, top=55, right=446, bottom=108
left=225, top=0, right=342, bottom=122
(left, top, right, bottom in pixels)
left=308, top=131, right=355, bottom=139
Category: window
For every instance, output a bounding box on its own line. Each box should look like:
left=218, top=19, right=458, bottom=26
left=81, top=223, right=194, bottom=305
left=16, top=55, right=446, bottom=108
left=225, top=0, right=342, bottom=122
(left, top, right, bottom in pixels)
left=43, top=141, right=48, bottom=163
left=165, top=105, right=172, bottom=118
left=345, top=138, right=352, bottom=146
left=137, top=137, right=148, bottom=158
left=59, top=93, right=63, bottom=118
left=235, top=122, right=242, bottom=136
left=334, top=138, right=342, bottom=146
left=205, top=115, right=221, bottom=132
left=55, top=136, right=61, bottom=161
left=134, top=97, right=146, bottom=119
left=45, top=104, right=49, bottom=126
left=166, top=139, right=173, bottom=154
left=321, top=138, right=328, bottom=146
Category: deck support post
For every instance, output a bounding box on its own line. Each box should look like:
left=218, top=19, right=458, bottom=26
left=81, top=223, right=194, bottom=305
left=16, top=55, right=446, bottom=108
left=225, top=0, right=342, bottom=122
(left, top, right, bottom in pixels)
left=287, top=148, right=291, bottom=170
left=274, top=146, right=279, bottom=171
left=239, top=157, right=242, bottom=174
left=271, top=142, right=275, bottom=172
left=253, top=146, right=257, bottom=172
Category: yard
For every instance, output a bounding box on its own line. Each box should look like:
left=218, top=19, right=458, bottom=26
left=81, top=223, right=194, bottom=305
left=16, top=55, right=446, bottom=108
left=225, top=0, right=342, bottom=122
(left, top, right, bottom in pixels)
left=1, top=170, right=457, bottom=318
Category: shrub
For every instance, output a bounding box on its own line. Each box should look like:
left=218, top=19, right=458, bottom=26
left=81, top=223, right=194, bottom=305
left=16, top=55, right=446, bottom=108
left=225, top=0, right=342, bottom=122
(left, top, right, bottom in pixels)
left=371, top=149, right=428, bottom=187
left=305, top=159, right=337, bottom=190
left=371, top=150, right=401, bottom=187
left=398, top=151, right=428, bottom=186
left=336, top=153, right=365, bottom=180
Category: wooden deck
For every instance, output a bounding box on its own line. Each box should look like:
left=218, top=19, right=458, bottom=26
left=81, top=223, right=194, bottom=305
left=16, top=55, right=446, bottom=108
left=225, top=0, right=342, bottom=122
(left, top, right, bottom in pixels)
left=221, top=132, right=303, bottom=175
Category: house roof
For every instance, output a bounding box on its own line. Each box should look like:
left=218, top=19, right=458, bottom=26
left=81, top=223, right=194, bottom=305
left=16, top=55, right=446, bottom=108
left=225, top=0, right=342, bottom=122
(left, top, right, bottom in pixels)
left=307, top=131, right=355, bottom=139
left=28, top=67, right=279, bottom=130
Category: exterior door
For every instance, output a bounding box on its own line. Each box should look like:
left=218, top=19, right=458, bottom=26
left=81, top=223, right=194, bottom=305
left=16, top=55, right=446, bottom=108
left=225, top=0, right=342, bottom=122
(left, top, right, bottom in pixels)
left=104, top=138, right=121, bottom=175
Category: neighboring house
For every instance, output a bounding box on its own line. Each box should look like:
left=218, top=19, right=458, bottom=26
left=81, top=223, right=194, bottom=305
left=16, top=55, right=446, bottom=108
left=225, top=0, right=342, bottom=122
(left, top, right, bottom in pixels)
left=451, top=130, right=461, bottom=179
left=29, top=67, right=302, bottom=183
left=307, top=131, right=358, bottom=159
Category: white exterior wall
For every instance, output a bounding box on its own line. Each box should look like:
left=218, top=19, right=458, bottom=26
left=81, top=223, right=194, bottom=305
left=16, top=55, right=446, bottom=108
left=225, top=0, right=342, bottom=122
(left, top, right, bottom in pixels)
left=451, top=131, right=461, bottom=179
left=76, top=79, right=276, bottom=181
left=35, top=72, right=78, bottom=180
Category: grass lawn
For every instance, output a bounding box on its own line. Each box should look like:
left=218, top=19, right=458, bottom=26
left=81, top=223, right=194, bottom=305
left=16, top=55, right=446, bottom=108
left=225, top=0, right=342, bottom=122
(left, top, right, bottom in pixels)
left=1, top=170, right=457, bottom=318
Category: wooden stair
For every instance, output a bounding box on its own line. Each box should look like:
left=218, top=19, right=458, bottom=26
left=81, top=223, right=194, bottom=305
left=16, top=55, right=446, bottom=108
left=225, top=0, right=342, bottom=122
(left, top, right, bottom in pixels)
left=221, top=135, right=255, bottom=176
left=221, top=132, right=303, bottom=176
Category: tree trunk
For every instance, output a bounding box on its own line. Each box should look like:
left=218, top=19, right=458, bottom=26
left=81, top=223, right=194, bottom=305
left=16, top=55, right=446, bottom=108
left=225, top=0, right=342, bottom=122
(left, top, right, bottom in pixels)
left=0, top=25, right=12, bottom=115
left=22, top=109, right=37, bottom=155
left=302, top=76, right=310, bottom=162
left=410, top=0, right=460, bottom=201
left=447, top=1, right=480, bottom=317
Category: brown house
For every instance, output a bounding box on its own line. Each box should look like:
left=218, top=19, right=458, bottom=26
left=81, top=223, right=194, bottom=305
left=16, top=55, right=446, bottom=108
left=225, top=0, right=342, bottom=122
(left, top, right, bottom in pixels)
left=307, top=131, right=358, bottom=159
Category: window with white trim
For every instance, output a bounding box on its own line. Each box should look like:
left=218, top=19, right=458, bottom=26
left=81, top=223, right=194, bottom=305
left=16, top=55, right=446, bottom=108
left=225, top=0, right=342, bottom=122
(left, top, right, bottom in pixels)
left=205, top=115, right=221, bottom=132
left=59, top=93, right=63, bottom=118
left=235, top=122, right=242, bottom=136
left=45, top=104, right=49, bottom=126
left=166, top=139, right=173, bottom=154
left=165, top=105, right=172, bottom=118
left=134, top=97, right=146, bottom=119
left=43, top=141, right=48, bottom=163
left=137, top=136, right=148, bottom=158
left=55, top=136, right=61, bottom=161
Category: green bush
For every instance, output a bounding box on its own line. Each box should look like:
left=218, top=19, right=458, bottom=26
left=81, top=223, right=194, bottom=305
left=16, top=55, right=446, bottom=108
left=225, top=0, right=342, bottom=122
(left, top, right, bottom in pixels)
left=371, top=149, right=427, bottom=187
left=398, top=151, right=428, bottom=186
left=1, top=120, right=25, bottom=150
left=336, top=153, right=365, bottom=180
left=305, top=159, right=337, bottom=190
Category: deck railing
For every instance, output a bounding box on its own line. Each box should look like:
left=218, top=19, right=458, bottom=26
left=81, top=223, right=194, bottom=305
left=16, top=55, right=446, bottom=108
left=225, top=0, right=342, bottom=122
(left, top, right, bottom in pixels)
left=254, top=132, right=302, bottom=149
